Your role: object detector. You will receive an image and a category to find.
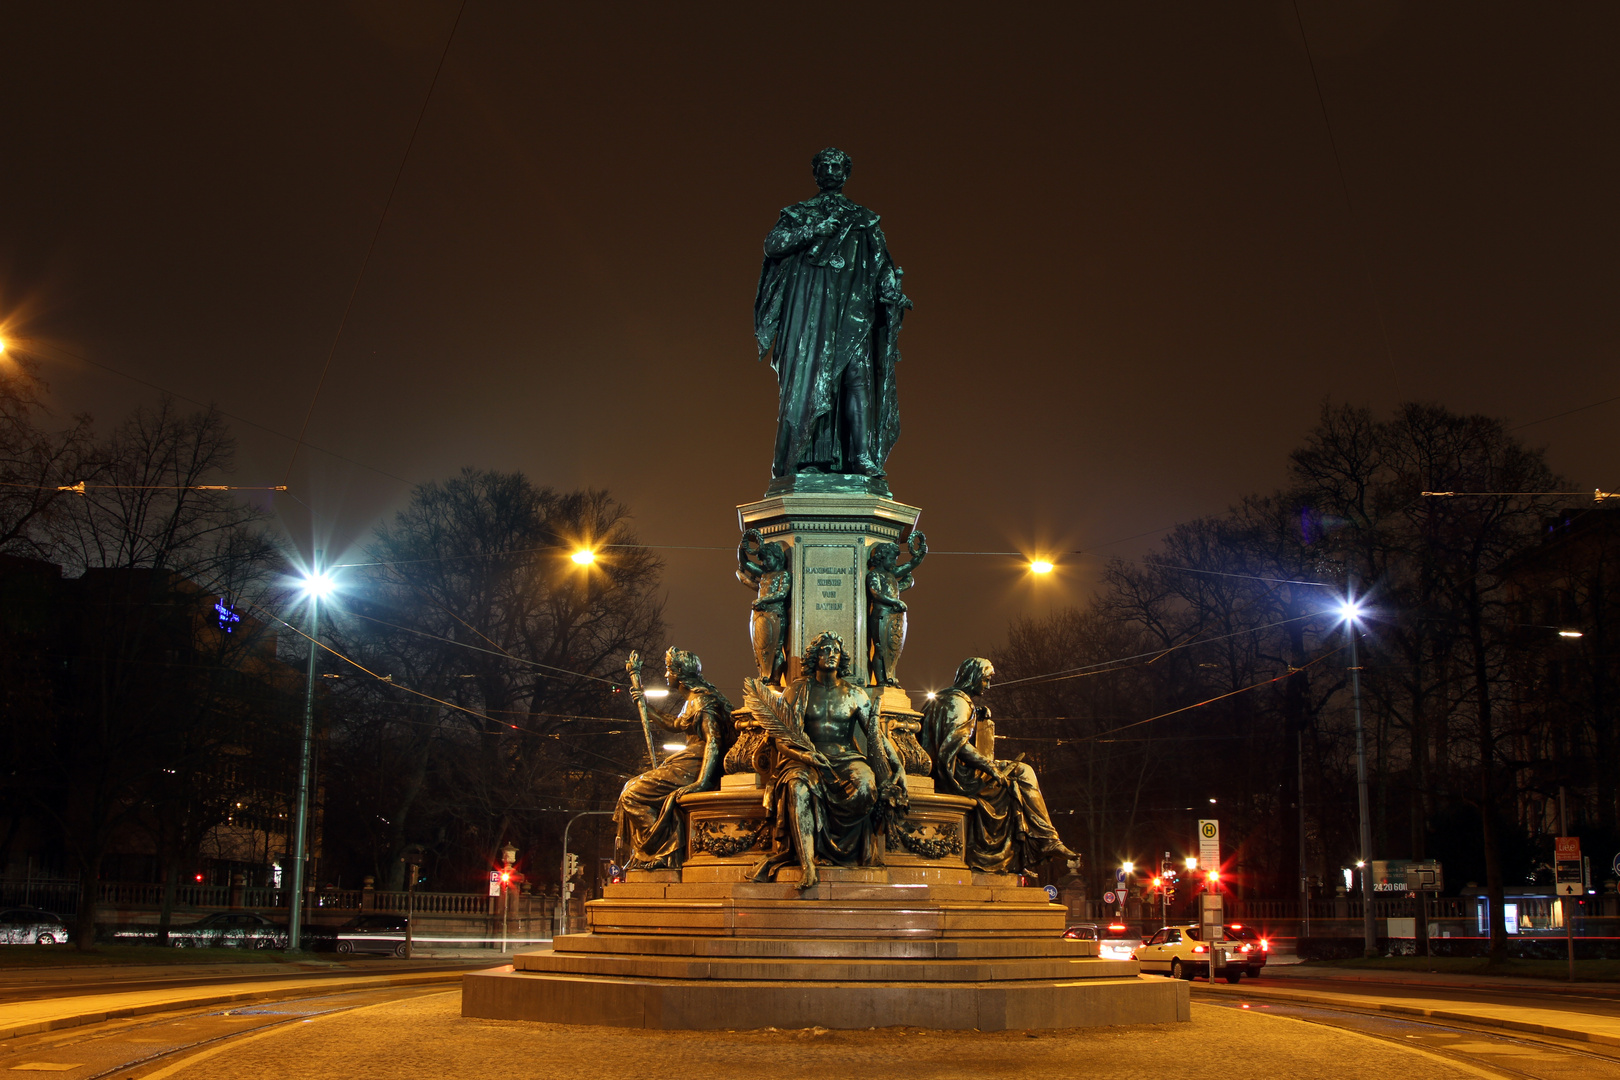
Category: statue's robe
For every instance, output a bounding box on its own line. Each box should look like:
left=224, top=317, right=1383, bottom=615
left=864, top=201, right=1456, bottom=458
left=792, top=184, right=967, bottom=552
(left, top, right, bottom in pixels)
left=752, top=678, right=898, bottom=880
left=612, top=688, right=727, bottom=870
left=755, top=193, right=907, bottom=478
left=921, top=689, right=1068, bottom=874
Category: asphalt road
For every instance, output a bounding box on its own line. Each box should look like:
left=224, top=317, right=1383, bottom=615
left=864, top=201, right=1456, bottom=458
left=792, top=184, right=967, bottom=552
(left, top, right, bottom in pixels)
left=5, top=964, right=1620, bottom=1080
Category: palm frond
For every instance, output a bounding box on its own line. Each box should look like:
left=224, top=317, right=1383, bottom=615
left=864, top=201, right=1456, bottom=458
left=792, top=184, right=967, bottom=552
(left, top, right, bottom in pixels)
left=743, top=677, right=814, bottom=752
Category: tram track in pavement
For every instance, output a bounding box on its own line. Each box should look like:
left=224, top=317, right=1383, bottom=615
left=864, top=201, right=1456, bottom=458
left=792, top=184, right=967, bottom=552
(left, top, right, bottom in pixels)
left=0, top=961, right=482, bottom=1006
left=1197, top=990, right=1620, bottom=1080
left=0, top=983, right=457, bottom=1079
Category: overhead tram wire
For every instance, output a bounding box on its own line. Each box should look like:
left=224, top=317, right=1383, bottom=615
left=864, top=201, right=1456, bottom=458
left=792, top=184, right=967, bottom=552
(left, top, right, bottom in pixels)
left=1017, top=645, right=1347, bottom=747
left=992, top=608, right=1334, bottom=689
left=1512, top=391, right=1620, bottom=432
left=257, top=605, right=638, bottom=779
left=281, top=0, right=467, bottom=487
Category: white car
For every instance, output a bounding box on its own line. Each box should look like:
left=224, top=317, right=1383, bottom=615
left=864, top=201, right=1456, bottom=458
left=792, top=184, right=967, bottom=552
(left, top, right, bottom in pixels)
left=1133, top=923, right=1252, bottom=982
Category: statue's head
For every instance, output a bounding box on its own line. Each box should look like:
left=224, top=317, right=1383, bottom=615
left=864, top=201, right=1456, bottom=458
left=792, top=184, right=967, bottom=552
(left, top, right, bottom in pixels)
left=812, top=147, right=852, bottom=193
left=665, top=646, right=703, bottom=687
left=802, top=630, right=853, bottom=677
left=868, top=542, right=898, bottom=571
left=952, top=657, right=995, bottom=695
left=760, top=540, right=787, bottom=571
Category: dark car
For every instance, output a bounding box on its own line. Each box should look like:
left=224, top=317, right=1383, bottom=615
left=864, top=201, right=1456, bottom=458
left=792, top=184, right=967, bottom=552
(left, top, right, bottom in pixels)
left=0, top=907, right=70, bottom=945
left=333, top=914, right=411, bottom=956
left=1223, top=923, right=1269, bottom=977
left=167, top=911, right=288, bottom=949
left=1063, top=922, right=1141, bottom=960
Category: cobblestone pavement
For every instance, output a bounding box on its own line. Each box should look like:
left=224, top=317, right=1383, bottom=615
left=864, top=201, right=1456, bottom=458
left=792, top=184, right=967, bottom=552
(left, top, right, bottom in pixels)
left=154, top=991, right=1489, bottom=1080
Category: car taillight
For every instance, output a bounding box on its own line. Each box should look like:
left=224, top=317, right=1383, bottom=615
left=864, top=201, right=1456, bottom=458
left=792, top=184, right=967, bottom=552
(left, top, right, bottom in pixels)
left=1239, top=944, right=1251, bottom=953
left=1193, top=945, right=1207, bottom=954
left=1261, top=939, right=1270, bottom=951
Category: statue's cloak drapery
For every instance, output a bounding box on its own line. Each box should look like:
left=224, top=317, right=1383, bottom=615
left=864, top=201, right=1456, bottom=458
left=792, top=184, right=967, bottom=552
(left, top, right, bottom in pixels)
left=753, top=679, right=885, bottom=876
left=612, top=687, right=730, bottom=871
left=921, top=688, right=1029, bottom=874
left=754, top=194, right=907, bottom=477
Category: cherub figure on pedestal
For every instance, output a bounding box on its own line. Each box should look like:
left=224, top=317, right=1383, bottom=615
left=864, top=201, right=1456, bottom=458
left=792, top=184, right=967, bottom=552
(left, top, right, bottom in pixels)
left=738, top=528, right=791, bottom=684
left=866, top=531, right=925, bottom=687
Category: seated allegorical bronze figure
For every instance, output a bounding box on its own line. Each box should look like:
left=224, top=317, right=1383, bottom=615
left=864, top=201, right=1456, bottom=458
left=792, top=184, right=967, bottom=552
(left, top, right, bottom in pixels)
left=920, top=657, right=1078, bottom=876
left=612, top=648, right=731, bottom=871
left=743, top=631, right=907, bottom=891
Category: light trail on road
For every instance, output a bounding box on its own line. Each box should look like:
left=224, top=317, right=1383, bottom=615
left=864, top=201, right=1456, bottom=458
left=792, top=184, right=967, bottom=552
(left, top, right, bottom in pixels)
left=0, top=984, right=455, bottom=1079
left=1198, top=994, right=1620, bottom=1080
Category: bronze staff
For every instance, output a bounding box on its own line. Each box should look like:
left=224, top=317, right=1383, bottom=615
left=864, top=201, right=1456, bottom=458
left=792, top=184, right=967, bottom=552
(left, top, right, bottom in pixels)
left=625, top=650, right=660, bottom=768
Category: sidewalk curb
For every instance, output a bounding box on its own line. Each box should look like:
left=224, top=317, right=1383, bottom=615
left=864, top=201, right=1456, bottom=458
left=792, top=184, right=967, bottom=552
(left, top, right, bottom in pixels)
left=1195, top=982, right=1620, bottom=1048
left=0, top=969, right=479, bottom=1043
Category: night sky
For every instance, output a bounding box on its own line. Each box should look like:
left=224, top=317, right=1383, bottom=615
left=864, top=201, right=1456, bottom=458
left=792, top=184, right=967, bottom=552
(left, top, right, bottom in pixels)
left=3, top=3, right=1615, bottom=700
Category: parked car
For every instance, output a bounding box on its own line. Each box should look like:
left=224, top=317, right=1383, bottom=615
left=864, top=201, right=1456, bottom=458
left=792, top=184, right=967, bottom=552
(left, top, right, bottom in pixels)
left=167, top=911, right=288, bottom=949
left=1223, top=922, right=1269, bottom=977
left=0, top=907, right=70, bottom=945
left=1132, top=923, right=1252, bottom=982
left=332, top=914, right=411, bottom=956
left=1063, top=922, right=1141, bottom=960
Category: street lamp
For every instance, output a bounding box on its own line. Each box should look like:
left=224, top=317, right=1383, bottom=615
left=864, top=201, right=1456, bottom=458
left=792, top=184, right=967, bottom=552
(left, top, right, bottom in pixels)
left=286, top=553, right=336, bottom=953
left=1338, top=595, right=1377, bottom=959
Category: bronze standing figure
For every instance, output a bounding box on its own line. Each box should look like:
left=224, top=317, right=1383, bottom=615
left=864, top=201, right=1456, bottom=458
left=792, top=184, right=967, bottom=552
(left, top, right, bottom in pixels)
left=920, top=658, right=1077, bottom=875
left=755, top=147, right=911, bottom=483
left=865, top=531, right=926, bottom=687
left=737, top=528, right=791, bottom=683
left=612, top=648, right=731, bottom=871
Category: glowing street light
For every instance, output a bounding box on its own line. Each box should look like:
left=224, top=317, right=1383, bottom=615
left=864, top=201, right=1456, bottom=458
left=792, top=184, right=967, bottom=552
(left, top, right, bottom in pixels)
left=1029, top=559, right=1054, bottom=574
left=1559, top=629, right=1584, bottom=639
left=1338, top=593, right=1376, bottom=958
left=1121, top=861, right=1134, bottom=874
left=571, top=548, right=596, bottom=566
left=287, top=555, right=337, bottom=954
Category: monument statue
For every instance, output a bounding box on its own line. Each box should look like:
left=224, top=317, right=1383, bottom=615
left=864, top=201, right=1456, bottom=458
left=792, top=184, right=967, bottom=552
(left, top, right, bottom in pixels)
left=865, top=531, right=926, bottom=686
left=613, top=648, right=731, bottom=870
left=755, top=147, right=912, bottom=486
left=736, top=528, right=791, bottom=683
left=920, top=658, right=1078, bottom=875
left=743, top=631, right=908, bottom=890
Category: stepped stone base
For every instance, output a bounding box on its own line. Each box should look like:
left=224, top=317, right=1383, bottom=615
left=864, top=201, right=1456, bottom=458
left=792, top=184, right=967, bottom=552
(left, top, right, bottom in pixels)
left=462, top=875, right=1188, bottom=1030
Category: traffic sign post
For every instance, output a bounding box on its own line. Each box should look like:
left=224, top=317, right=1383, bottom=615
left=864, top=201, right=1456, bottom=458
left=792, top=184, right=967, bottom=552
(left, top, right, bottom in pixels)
left=1556, top=837, right=1581, bottom=981
left=1197, top=822, right=1222, bottom=977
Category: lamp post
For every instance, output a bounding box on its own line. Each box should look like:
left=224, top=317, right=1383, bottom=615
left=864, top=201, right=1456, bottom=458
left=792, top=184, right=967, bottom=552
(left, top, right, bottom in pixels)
left=286, top=554, right=335, bottom=954
left=1340, top=597, right=1377, bottom=958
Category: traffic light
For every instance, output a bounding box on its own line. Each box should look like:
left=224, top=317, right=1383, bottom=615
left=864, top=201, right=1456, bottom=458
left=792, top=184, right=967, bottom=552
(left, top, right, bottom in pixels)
left=499, top=868, right=512, bottom=887
left=565, top=852, right=581, bottom=879
left=1150, top=876, right=1163, bottom=891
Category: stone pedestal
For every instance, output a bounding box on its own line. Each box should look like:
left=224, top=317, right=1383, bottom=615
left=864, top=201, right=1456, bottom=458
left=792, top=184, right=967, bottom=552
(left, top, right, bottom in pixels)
left=463, top=867, right=1189, bottom=1029
left=737, top=491, right=921, bottom=686
left=463, top=778, right=1189, bottom=1030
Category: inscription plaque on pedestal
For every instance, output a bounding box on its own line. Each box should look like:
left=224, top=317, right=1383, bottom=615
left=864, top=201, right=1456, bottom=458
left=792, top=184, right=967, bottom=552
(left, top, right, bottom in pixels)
left=798, top=542, right=860, bottom=669
left=737, top=491, right=921, bottom=686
